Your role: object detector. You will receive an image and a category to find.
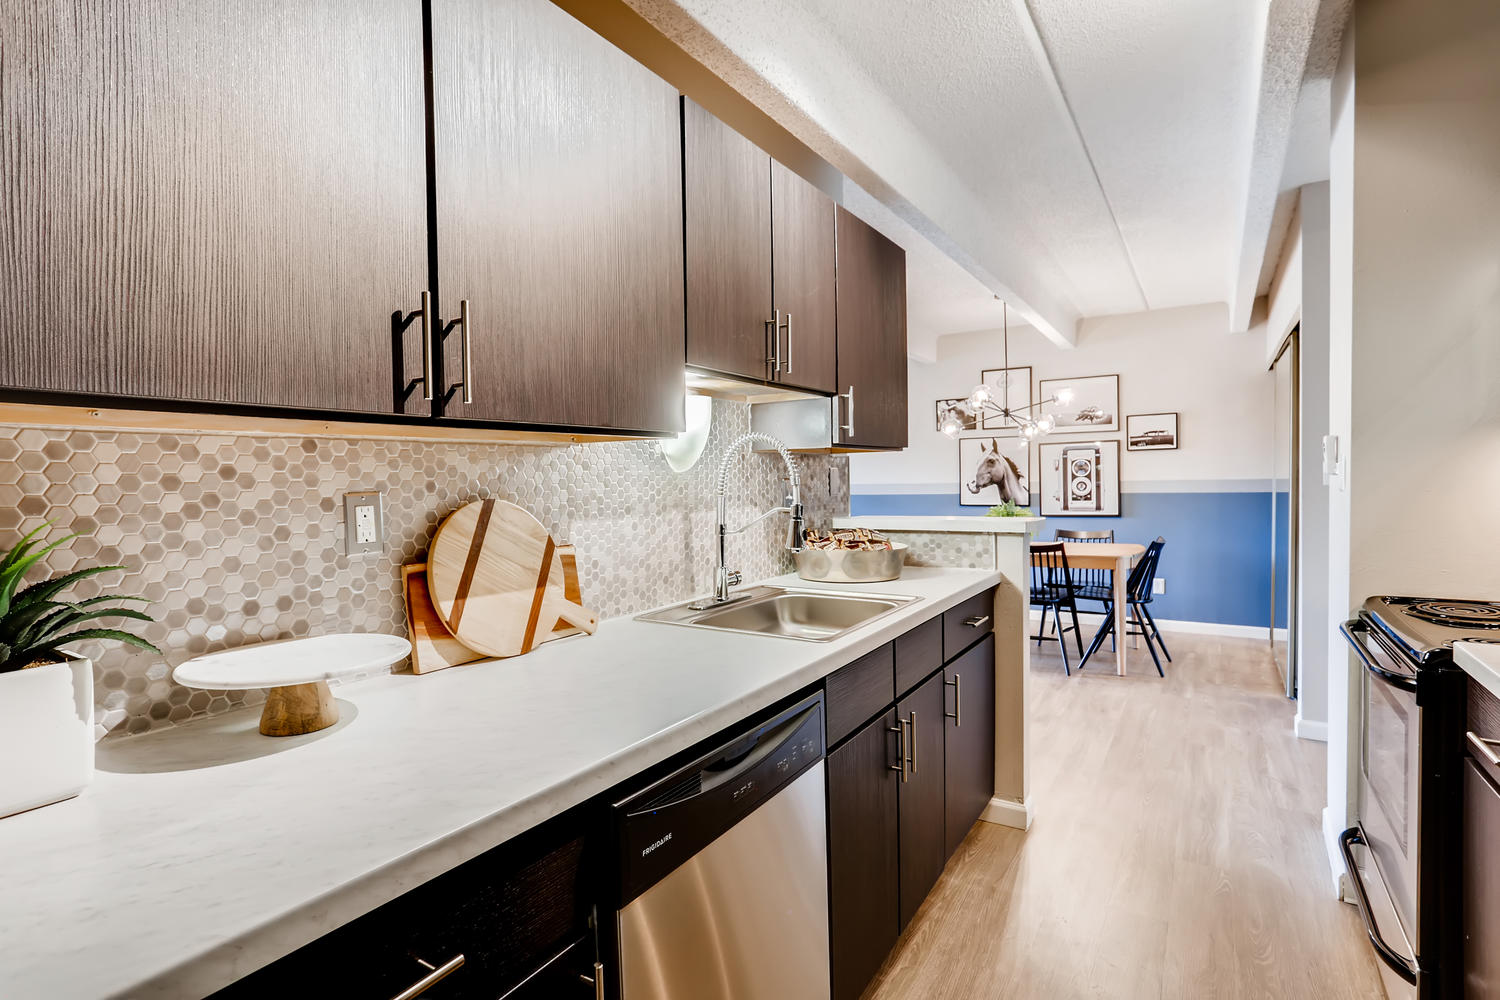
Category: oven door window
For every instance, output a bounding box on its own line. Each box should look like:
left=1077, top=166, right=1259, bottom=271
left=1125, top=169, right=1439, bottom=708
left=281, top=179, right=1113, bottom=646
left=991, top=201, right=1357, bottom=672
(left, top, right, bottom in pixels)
left=1364, top=671, right=1410, bottom=853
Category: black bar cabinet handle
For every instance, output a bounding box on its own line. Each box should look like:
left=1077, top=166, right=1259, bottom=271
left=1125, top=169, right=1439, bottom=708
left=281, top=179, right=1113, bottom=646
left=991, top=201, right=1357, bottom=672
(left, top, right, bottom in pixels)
left=1337, top=826, right=1418, bottom=985
left=1339, top=619, right=1418, bottom=693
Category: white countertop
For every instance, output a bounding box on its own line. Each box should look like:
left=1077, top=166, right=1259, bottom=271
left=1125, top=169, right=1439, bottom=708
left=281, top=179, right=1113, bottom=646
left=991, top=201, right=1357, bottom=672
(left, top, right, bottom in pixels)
left=0, top=566, right=999, bottom=1000
left=1456, top=641, right=1500, bottom=700
left=835, top=514, right=1046, bottom=534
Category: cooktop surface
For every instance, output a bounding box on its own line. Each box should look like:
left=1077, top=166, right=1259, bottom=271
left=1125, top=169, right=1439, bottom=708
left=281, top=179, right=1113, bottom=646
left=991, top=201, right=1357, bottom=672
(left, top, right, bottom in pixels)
left=1365, top=595, right=1500, bottom=665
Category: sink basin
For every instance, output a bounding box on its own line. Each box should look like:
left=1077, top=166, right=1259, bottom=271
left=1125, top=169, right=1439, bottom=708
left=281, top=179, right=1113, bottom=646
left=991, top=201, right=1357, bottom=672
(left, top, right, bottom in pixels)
left=637, top=586, right=917, bottom=642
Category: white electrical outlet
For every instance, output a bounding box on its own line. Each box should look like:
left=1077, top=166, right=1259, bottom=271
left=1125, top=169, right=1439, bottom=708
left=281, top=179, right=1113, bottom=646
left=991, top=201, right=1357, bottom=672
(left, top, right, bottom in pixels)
left=1153, top=578, right=1166, bottom=595
left=343, top=491, right=385, bottom=555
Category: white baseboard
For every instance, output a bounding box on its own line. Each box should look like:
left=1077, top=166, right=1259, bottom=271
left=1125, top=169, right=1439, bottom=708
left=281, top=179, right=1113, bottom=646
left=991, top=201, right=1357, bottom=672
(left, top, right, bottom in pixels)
left=1027, top=610, right=1285, bottom=641
left=981, top=796, right=1033, bottom=830
left=1294, top=716, right=1329, bottom=742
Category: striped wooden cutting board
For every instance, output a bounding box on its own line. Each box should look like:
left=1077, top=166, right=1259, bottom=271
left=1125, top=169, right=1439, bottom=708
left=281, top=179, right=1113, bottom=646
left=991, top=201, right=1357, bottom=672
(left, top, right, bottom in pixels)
left=427, top=499, right=598, bottom=659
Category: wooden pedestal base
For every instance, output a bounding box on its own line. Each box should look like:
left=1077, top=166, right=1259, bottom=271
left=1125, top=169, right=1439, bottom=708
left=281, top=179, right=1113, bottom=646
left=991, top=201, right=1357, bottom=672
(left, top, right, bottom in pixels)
left=259, top=681, right=338, bottom=737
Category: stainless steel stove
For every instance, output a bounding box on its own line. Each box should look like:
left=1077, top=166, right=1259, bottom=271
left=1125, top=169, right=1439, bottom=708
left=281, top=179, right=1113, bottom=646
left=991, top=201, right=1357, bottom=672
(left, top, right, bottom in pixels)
left=1342, top=597, right=1479, bottom=998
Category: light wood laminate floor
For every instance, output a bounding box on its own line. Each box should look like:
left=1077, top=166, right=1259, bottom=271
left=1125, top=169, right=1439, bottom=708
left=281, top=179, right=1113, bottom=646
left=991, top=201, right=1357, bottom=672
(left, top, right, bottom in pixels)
left=864, top=632, right=1386, bottom=1000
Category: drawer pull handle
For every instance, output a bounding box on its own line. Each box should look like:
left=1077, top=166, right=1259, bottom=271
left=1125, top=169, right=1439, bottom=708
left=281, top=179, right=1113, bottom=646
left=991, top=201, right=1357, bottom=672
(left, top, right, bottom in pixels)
left=391, top=954, right=464, bottom=1000
left=963, top=615, right=990, bottom=629
left=888, top=720, right=909, bottom=782
left=1469, top=731, right=1500, bottom=767
left=945, top=673, right=961, bottom=726
left=580, top=960, right=605, bottom=1000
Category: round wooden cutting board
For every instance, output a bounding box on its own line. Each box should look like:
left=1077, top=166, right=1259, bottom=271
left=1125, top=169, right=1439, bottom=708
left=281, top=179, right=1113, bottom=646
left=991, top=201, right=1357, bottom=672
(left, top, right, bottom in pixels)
left=427, top=499, right=597, bottom=658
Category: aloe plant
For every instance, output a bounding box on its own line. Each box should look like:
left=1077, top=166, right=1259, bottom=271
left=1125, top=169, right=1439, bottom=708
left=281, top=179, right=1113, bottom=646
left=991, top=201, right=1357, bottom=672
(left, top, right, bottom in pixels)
left=0, top=522, right=160, bottom=673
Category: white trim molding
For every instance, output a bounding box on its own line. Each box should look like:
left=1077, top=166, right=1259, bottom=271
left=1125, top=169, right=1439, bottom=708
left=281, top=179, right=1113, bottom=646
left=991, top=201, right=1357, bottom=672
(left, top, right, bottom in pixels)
left=982, top=796, right=1033, bottom=830
left=1294, top=716, right=1329, bottom=742
left=1028, top=610, right=1285, bottom=641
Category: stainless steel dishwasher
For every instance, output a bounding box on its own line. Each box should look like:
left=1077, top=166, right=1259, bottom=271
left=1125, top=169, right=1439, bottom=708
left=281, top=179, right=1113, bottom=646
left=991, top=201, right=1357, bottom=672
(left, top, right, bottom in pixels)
left=612, top=692, right=829, bottom=1000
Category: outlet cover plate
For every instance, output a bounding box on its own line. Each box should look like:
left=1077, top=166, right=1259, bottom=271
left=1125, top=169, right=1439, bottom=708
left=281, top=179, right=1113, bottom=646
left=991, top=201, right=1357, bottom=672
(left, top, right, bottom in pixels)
left=344, top=491, right=385, bottom=555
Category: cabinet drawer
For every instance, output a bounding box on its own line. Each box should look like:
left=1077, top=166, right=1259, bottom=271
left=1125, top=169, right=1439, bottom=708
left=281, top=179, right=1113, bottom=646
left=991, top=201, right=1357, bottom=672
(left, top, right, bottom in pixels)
left=1468, top=676, right=1500, bottom=786
left=826, top=643, right=895, bottom=746
left=211, top=818, right=593, bottom=999
left=943, top=588, right=996, bottom=661
left=895, top=616, right=943, bottom=697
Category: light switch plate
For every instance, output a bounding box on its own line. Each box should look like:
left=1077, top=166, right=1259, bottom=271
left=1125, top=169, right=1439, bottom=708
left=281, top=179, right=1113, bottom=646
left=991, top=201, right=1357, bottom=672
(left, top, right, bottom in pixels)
left=343, top=491, right=385, bottom=555
left=1153, top=578, right=1166, bottom=595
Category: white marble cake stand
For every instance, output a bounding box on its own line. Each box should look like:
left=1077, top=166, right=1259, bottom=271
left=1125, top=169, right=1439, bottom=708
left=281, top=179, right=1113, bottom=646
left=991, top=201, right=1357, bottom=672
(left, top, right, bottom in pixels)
left=173, top=633, right=412, bottom=737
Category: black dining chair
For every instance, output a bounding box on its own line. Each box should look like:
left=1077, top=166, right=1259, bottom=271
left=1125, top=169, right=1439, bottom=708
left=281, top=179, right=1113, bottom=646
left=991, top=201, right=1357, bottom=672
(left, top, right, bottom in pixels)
left=1031, top=542, right=1084, bottom=675
left=1079, top=537, right=1170, bottom=676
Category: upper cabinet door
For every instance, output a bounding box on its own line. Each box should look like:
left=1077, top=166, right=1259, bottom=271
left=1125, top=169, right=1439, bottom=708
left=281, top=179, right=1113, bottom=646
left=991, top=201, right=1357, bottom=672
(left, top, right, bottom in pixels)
left=432, top=0, right=685, bottom=434
left=770, top=162, right=837, bottom=394
left=834, top=207, right=908, bottom=449
left=683, top=98, right=774, bottom=384
left=0, top=1, right=429, bottom=416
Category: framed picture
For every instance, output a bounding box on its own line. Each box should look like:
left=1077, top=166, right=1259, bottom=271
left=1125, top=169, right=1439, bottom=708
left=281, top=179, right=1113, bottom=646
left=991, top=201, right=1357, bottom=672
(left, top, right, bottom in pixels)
left=1039, top=440, right=1120, bottom=516
left=1126, top=412, right=1179, bottom=451
left=979, top=366, right=1032, bottom=432
left=1039, top=374, right=1119, bottom=433
left=959, top=436, right=1031, bottom=508
left=935, top=398, right=979, bottom=433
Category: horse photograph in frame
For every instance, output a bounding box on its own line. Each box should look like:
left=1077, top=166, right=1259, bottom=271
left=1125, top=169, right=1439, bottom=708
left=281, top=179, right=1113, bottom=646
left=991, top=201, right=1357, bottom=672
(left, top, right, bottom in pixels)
left=959, top=436, right=1031, bottom=508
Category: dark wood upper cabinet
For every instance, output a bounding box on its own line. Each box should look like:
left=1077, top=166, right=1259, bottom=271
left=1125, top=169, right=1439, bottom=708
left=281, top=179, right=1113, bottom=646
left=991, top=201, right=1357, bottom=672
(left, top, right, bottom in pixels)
left=944, top=633, right=996, bottom=858
left=897, top=670, right=947, bottom=928
left=0, top=0, right=429, bottom=416
left=683, top=98, right=773, bottom=384
left=827, top=709, right=901, bottom=1000
left=834, top=207, right=909, bottom=449
left=770, top=161, right=837, bottom=394
left=431, top=0, right=684, bottom=434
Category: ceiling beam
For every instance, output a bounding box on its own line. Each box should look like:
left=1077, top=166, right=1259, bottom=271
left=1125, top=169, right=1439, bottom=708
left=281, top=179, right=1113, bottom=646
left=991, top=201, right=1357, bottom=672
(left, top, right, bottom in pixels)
left=1228, top=0, right=1351, bottom=332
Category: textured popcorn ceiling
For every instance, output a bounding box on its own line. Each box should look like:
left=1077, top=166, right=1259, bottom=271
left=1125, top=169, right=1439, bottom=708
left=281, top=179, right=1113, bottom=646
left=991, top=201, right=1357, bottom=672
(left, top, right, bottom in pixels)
left=0, top=402, right=847, bottom=739
left=626, top=0, right=1344, bottom=342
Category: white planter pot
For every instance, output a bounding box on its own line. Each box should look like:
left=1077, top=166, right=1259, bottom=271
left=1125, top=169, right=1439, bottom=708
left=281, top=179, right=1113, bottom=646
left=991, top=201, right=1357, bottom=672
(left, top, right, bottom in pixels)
left=0, top=654, right=93, bottom=819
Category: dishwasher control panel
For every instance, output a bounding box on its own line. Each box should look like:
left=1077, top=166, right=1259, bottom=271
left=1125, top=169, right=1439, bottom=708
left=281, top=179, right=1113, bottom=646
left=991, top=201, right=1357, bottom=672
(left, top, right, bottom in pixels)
left=613, top=692, right=826, bottom=905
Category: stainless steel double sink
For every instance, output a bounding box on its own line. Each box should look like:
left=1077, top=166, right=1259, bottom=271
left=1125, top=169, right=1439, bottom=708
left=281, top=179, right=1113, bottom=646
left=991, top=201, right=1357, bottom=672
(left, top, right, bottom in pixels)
left=636, top=586, right=917, bottom=642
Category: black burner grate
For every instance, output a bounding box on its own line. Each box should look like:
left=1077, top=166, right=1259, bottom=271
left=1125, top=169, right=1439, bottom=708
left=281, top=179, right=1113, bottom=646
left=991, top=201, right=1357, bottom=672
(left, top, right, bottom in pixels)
left=1404, top=601, right=1500, bottom=629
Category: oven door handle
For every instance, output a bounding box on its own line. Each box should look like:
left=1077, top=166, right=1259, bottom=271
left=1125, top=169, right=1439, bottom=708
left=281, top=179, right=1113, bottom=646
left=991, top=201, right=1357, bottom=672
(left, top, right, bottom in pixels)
left=1340, top=619, right=1418, bottom=693
left=1338, top=826, right=1420, bottom=985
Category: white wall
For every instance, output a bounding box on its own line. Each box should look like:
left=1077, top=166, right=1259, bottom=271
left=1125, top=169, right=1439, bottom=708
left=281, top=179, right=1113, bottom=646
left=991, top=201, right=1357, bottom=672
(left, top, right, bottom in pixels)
left=1297, top=182, right=1333, bottom=743
left=851, top=302, right=1273, bottom=493
left=1347, top=0, right=1500, bottom=600
left=1324, top=18, right=1356, bottom=898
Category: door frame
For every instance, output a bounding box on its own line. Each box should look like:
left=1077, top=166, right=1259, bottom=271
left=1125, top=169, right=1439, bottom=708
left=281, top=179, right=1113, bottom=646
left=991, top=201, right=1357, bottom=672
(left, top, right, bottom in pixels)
left=1269, top=326, right=1300, bottom=700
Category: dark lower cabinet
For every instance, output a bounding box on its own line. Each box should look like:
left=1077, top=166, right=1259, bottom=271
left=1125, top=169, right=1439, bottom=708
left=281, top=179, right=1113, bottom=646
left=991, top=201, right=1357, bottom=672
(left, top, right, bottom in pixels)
left=1465, top=756, right=1500, bottom=999
left=0, top=0, right=430, bottom=416
left=827, top=709, right=902, bottom=1000
left=210, top=813, right=598, bottom=999
left=834, top=207, right=908, bottom=450
left=897, top=670, right=948, bottom=928
left=431, top=0, right=685, bottom=433
left=944, top=633, right=996, bottom=857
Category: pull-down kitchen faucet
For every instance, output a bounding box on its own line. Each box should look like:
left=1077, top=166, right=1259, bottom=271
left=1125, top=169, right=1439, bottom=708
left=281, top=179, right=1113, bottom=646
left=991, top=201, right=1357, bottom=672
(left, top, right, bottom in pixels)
left=690, top=432, right=805, bottom=610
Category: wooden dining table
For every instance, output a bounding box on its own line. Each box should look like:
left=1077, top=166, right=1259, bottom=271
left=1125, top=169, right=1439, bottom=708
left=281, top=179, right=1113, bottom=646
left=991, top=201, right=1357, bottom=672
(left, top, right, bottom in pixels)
left=1033, top=542, right=1146, bottom=676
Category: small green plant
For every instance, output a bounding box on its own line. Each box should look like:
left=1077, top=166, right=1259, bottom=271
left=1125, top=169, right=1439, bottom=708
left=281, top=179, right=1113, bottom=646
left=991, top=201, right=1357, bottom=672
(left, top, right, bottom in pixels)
left=0, top=522, right=159, bottom=673
left=985, top=500, right=1032, bottom=518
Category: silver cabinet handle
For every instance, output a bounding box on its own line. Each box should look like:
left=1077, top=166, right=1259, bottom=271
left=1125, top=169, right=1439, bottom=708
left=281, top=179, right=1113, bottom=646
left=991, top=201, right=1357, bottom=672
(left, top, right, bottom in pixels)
left=839, top=385, right=855, bottom=438
left=579, top=960, right=605, bottom=1000
left=888, top=719, right=909, bottom=783
left=908, top=711, right=918, bottom=775
left=1470, top=731, right=1500, bottom=767
left=945, top=673, right=961, bottom=726
left=781, top=311, right=793, bottom=374
left=766, top=309, right=782, bottom=376
left=458, top=298, right=473, bottom=404
left=964, top=615, right=990, bottom=629
left=419, top=290, right=435, bottom=401
left=391, top=954, right=464, bottom=1000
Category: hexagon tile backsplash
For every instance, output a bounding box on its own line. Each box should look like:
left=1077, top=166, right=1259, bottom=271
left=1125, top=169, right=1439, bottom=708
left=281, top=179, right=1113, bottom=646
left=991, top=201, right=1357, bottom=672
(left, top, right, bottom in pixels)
left=0, top=401, right=848, bottom=739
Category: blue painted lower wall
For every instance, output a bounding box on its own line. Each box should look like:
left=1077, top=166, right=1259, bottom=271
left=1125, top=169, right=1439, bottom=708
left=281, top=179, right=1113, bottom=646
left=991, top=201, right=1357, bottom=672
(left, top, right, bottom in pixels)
left=850, top=490, right=1274, bottom=628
